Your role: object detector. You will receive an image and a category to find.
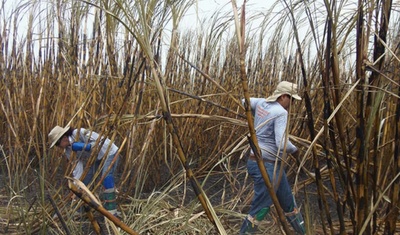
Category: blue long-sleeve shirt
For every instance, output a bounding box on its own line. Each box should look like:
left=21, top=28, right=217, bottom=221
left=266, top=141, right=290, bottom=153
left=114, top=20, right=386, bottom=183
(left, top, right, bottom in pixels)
left=245, top=98, right=297, bottom=161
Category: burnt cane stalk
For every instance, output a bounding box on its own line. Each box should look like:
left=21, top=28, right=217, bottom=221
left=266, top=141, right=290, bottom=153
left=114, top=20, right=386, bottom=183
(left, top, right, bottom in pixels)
left=386, top=81, right=400, bottom=234
left=282, top=0, right=331, bottom=233
left=232, top=1, right=293, bottom=234
left=323, top=1, right=345, bottom=233
left=82, top=1, right=226, bottom=232
left=366, top=1, right=392, bottom=232
left=355, top=0, right=368, bottom=233
left=149, top=63, right=227, bottom=234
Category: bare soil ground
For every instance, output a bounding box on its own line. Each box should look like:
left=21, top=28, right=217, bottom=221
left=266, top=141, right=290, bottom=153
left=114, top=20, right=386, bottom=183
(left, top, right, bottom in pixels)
left=1, top=157, right=399, bottom=234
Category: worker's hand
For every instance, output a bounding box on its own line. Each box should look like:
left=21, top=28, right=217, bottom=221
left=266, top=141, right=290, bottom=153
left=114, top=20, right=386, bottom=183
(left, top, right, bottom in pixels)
left=71, top=142, right=91, bottom=151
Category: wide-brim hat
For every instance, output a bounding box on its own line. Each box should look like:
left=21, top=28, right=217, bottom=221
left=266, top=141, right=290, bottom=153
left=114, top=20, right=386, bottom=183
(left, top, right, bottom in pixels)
left=48, top=125, right=70, bottom=148
left=265, top=81, right=302, bottom=102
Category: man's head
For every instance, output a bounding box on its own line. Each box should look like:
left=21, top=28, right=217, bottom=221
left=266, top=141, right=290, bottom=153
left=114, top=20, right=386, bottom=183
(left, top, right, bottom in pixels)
left=265, top=81, right=301, bottom=109
left=48, top=125, right=70, bottom=148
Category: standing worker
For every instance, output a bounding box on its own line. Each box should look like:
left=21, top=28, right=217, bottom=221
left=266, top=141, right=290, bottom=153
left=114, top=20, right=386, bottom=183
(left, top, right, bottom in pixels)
left=240, top=81, right=306, bottom=234
left=48, top=125, right=120, bottom=217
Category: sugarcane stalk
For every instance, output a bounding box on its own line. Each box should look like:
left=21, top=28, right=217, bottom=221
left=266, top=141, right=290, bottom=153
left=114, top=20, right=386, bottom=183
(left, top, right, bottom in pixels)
left=231, top=1, right=294, bottom=234
left=150, top=63, right=227, bottom=234
left=47, top=195, right=71, bottom=235
left=67, top=177, right=139, bottom=235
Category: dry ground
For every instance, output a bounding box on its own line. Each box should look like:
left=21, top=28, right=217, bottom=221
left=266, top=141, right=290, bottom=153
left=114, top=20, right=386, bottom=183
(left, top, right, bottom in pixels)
left=1, top=158, right=399, bottom=234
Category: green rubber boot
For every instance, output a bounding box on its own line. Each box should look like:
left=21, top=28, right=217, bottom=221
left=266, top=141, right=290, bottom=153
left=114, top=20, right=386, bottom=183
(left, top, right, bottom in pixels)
left=286, top=208, right=306, bottom=235
left=102, top=187, right=118, bottom=215
left=239, top=208, right=270, bottom=234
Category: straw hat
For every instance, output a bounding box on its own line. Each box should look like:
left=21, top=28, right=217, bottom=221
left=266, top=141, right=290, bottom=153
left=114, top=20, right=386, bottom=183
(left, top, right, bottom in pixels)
left=48, top=125, right=70, bottom=148
left=265, top=81, right=302, bottom=102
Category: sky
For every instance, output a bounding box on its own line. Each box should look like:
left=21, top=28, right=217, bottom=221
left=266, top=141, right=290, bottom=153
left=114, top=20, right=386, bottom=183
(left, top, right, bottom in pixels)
left=2, top=0, right=274, bottom=38
left=181, top=0, right=273, bottom=30
left=0, top=0, right=277, bottom=58
left=190, top=0, right=271, bottom=16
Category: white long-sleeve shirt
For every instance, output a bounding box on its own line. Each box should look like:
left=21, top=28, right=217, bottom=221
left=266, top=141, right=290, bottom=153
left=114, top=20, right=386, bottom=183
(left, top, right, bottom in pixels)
left=246, top=98, right=297, bottom=161
left=65, top=128, right=118, bottom=179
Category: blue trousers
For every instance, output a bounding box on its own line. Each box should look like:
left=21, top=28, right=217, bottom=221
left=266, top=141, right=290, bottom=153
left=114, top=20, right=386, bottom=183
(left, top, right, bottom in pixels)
left=82, top=154, right=119, bottom=213
left=83, top=153, right=118, bottom=188
left=240, top=159, right=305, bottom=234
left=247, top=159, right=295, bottom=216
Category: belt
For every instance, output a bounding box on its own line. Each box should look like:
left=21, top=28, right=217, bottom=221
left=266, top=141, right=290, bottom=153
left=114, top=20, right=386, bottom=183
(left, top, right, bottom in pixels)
left=248, top=154, right=276, bottom=164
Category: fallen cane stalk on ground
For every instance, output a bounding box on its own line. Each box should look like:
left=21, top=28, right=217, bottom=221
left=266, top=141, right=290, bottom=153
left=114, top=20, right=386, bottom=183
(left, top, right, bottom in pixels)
left=67, top=177, right=139, bottom=235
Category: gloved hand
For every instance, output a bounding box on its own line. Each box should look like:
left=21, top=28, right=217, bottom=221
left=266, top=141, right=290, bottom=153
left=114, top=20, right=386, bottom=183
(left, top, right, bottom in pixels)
left=71, top=142, right=91, bottom=151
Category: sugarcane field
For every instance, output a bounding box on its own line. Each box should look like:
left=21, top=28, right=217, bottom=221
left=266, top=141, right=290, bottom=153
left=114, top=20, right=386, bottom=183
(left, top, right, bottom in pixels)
left=1, top=0, right=400, bottom=234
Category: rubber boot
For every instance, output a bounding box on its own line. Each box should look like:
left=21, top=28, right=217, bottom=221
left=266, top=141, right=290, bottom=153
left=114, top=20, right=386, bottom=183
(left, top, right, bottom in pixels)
left=103, top=188, right=117, bottom=211
left=102, top=176, right=119, bottom=217
left=239, top=208, right=269, bottom=234
left=239, top=215, right=258, bottom=234
left=285, top=208, right=306, bottom=234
